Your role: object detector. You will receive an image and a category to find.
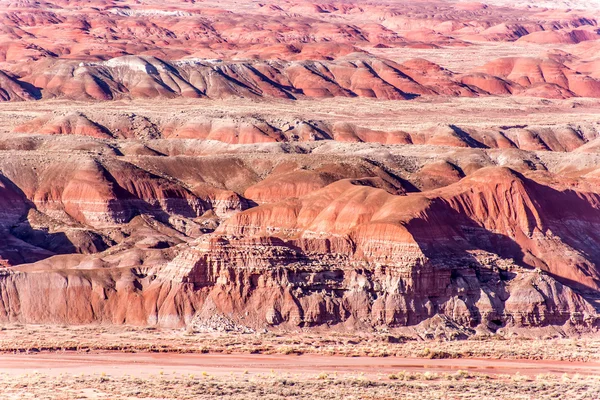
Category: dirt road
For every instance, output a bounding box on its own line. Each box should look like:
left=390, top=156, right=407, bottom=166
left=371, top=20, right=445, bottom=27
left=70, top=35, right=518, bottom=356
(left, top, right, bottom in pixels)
left=1, top=352, right=599, bottom=378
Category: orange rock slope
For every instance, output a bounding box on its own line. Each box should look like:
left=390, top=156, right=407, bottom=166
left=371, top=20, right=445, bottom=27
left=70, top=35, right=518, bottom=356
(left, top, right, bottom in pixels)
left=0, top=0, right=599, bottom=337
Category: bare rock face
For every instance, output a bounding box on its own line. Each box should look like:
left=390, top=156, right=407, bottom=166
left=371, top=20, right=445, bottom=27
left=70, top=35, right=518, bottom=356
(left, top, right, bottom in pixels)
left=477, top=57, right=600, bottom=99
left=517, top=29, right=600, bottom=45
left=0, top=164, right=597, bottom=335
left=1, top=113, right=600, bottom=334
left=1, top=69, right=40, bottom=101
left=160, top=168, right=598, bottom=330
left=14, top=112, right=113, bottom=139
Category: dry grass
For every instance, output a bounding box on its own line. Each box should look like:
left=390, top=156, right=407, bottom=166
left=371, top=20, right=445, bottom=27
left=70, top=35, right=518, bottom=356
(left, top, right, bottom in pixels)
left=0, top=96, right=599, bottom=134
left=1, top=324, right=599, bottom=362
left=1, top=325, right=599, bottom=398
left=1, top=368, right=599, bottom=399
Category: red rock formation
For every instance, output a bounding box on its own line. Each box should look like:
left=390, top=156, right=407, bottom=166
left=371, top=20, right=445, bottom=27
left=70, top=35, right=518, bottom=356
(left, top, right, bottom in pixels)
left=13, top=112, right=600, bottom=153
left=14, top=112, right=113, bottom=139
left=0, top=0, right=599, bottom=336
left=460, top=73, right=515, bottom=95
left=517, top=29, right=600, bottom=45
left=5, top=166, right=596, bottom=331
left=477, top=57, right=600, bottom=98
left=4, top=52, right=600, bottom=101
left=162, top=118, right=284, bottom=144
left=0, top=70, right=37, bottom=101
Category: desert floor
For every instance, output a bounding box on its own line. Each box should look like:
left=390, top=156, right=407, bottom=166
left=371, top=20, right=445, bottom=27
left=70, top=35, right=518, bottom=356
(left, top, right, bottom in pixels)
left=1, top=325, right=600, bottom=399
left=1, top=352, right=600, bottom=399
left=2, top=351, right=600, bottom=399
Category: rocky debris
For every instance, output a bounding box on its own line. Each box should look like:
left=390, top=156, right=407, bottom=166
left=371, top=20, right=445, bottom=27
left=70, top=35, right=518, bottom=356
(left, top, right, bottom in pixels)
left=188, top=313, right=255, bottom=334
left=188, top=300, right=255, bottom=334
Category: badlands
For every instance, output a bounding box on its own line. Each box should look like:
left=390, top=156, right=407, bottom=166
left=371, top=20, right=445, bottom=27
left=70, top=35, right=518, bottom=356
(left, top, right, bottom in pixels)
left=1, top=0, right=600, bottom=398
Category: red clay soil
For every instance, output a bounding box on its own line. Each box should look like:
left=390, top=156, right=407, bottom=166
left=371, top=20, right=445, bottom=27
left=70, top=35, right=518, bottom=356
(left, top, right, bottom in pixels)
left=1, top=353, right=600, bottom=378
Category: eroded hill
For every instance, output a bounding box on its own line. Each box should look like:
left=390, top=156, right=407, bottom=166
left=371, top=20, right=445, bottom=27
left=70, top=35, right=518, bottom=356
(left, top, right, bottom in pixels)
left=0, top=0, right=598, bottom=338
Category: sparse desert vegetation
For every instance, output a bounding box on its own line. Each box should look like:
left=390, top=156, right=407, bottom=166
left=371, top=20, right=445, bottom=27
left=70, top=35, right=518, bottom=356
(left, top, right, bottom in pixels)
left=1, top=366, right=599, bottom=400
left=0, top=324, right=599, bottom=362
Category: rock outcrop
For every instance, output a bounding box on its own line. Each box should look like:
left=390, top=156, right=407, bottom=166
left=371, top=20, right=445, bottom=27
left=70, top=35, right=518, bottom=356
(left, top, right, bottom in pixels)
left=0, top=162, right=598, bottom=334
